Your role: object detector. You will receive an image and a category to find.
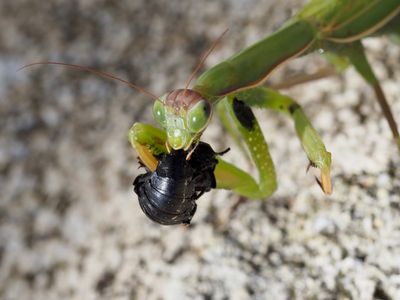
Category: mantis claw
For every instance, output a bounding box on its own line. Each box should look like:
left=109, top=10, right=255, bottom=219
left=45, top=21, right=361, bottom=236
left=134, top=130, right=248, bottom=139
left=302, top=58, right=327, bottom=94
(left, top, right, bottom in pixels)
left=318, top=168, right=332, bottom=195
left=306, top=160, right=332, bottom=194
left=307, top=161, right=332, bottom=195
left=306, top=160, right=317, bottom=173
left=134, top=144, right=159, bottom=172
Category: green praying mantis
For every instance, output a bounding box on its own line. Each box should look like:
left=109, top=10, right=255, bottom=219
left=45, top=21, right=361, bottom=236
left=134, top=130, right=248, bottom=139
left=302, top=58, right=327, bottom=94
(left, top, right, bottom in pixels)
left=22, top=0, right=400, bottom=204
left=128, top=0, right=400, bottom=200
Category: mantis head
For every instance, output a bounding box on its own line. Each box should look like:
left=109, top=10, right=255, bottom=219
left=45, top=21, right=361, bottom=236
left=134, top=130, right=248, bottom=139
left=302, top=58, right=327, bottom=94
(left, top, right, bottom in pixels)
left=153, top=89, right=212, bottom=150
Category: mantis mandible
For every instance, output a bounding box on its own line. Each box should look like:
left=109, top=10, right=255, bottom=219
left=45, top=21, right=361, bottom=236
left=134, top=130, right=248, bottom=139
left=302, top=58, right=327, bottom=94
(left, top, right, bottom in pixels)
left=129, top=0, right=400, bottom=203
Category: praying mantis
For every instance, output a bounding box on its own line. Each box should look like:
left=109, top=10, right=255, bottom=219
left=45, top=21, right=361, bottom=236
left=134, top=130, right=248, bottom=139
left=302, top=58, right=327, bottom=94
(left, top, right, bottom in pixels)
left=129, top=0, right=400, bottom=206
left=22, top=0, right=400, bottom=224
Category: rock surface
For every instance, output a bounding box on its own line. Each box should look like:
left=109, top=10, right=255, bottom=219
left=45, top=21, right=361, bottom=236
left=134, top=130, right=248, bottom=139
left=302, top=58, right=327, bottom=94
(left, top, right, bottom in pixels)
left=1, top=1, right=399, bottom=299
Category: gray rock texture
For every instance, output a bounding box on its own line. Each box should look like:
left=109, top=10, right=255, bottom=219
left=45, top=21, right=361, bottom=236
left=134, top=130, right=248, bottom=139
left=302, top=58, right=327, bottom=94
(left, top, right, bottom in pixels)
left=1, top=1, right=399, bottom=299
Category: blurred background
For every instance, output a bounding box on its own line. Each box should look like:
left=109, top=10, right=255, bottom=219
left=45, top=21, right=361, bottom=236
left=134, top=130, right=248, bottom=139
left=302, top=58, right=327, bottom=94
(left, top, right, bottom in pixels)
left=1, top=0, right=399, bottom=299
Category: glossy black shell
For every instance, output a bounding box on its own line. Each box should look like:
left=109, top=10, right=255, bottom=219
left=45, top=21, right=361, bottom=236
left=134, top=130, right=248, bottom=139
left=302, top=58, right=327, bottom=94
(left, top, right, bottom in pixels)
left=133, top=142, right=220, bottom=225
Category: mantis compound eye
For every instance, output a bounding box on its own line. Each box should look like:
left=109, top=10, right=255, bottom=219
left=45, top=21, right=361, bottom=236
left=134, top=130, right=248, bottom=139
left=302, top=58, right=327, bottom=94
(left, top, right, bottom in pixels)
left=186, top=100, right=212, bottom=133
left=153, top=99, right=166, bottom=127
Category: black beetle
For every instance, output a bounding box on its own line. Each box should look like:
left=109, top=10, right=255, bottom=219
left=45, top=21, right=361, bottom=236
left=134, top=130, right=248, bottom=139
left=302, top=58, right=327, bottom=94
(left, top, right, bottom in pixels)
left=133, top=142, right=227, bottom=225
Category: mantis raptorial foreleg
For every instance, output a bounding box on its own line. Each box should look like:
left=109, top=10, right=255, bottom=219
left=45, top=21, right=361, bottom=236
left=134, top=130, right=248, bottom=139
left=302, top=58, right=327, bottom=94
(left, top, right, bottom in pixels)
left=128, top=123, right=167, bottom=172
left=214, top=96, right=277, bottom=198
left=236, top=87, right=332, bottom=194
left=216, top=87, right=332, bottom=195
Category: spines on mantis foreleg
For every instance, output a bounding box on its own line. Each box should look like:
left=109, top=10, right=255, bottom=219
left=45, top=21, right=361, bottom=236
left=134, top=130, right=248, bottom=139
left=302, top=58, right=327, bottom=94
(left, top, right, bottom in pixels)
left=193, top=19, right=317, bottom=100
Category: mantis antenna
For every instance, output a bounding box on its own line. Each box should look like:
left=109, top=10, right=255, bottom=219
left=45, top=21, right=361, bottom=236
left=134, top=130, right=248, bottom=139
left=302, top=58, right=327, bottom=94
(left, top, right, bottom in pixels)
left=184, top=28, right=229, bottom=93
left=20, top=29, right=229, bottom=100
left=18, top=61, right=159, bottom=101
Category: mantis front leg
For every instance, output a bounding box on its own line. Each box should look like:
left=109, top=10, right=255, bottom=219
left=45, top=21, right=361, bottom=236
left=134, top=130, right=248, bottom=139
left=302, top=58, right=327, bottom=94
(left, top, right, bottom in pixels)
left=128, top=123, right=168, bottom=171
left=214, top=96, right=278, bottom=198
left=215, top=87, right=332, bottom=197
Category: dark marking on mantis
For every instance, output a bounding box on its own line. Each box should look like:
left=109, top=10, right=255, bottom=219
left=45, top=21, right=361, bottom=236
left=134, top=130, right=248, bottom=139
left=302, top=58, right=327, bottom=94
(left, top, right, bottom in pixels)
left=288, top=103, right=301, bottom=115
left=233, top=98, right=256, bottom=131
